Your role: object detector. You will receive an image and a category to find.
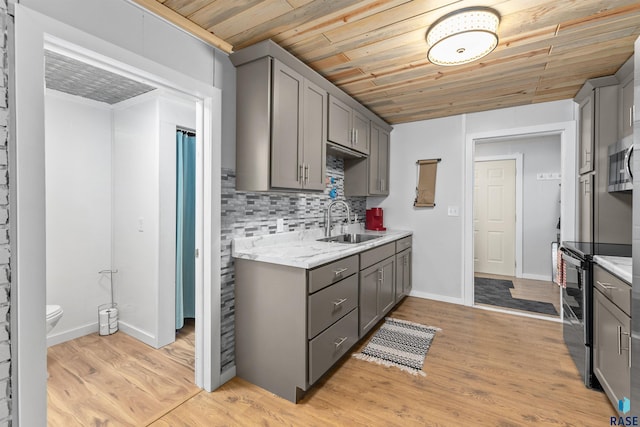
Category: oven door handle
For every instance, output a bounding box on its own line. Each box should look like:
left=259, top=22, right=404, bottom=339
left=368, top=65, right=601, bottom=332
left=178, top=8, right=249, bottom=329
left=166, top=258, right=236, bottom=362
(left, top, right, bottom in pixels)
left=624, top=145, right=633, bottom=180
left=561, top=251, right=582, bottom=268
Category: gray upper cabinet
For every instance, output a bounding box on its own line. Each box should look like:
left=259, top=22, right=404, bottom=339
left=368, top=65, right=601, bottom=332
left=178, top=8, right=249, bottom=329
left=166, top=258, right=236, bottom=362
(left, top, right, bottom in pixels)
left=235, top=57, right=326, bottom=192
left=328, top=95, right=370, bottom=155
left=616, top=56, right=634, bottom=138
left=231, top=40, right=392, bottom=192
left=574, top=75, right=632, bottom=245
left=345, top=121, right=390, bottom=196
left=578, top=92, right=595, bottom=175
left=302, top=79, right=328, bottom=191
left=368, top=122, right=390, bottom=196
left=271, top=60, right=304, bottom=189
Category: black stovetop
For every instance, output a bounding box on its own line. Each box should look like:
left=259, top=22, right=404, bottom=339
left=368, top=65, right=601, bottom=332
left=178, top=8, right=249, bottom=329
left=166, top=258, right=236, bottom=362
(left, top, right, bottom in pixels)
left=561, top=241, right=632, bottom=259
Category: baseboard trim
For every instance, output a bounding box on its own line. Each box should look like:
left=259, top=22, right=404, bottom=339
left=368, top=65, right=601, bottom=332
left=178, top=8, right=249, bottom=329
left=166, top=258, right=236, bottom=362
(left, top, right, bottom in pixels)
left=220, top=366, right=236, bottom=385
left=118, top=321, right=157, bottom=348
left=407, top=290, right=463, bottom=305
left=474, top=304, right=562, bottom=323
left=521, top=273, right=552, bottom=282
left=47, top=322, right=99, bottom=347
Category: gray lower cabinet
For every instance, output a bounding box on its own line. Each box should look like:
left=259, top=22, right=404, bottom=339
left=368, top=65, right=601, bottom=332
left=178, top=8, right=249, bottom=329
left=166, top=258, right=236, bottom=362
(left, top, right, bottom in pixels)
left=359, top=242, right=396, bottom=337
left=593, top=265, right=631, bottom=415
left=395, top=236, right=412, bottom=300
left=235, top=236, right=412, bottom=402
left=396, top=248, right=412, bottom=300
left=234, top=254, right=359, bottom=403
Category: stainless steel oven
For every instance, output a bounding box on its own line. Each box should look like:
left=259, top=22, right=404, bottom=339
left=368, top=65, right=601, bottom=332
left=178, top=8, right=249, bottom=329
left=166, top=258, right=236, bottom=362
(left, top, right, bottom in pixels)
left=608, top=135, right=633, bottom=192
left=561, top=248, right=594, bottom=388
left=560, top=242, right=632, bottom=389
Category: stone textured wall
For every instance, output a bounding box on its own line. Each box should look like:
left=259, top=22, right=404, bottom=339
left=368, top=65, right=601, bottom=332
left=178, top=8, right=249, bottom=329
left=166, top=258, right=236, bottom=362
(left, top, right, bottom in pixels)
left=0, top=0, right=10, bottom=424
left=220, top=155, right=366, bottom=373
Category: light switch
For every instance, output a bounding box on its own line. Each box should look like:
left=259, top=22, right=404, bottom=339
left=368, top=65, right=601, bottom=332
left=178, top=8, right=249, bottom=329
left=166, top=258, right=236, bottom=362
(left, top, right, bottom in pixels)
left=276, top=218, right=284, bottom=233
left=447, top=206, right=459, bottom=216
left=138, top=217, right=144, bottom=232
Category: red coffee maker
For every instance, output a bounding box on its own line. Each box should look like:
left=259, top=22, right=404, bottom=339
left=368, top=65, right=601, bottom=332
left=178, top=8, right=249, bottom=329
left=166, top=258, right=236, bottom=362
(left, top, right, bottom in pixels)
left=365, top=208, right=386, bottom=231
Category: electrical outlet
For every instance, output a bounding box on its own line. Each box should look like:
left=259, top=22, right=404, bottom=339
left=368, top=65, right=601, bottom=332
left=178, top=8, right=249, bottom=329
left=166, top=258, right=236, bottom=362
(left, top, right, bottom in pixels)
left=447, top=206, right=459, bottom=216
left=276, top=218, right=284, bottom=233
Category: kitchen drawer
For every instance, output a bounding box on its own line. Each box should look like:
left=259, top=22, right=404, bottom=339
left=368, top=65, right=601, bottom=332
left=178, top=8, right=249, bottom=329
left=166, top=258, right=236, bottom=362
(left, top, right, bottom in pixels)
left=308, top=255, right=358, bottom=294
left=308, top=308, right=358, bottom=384
left=308, top=274, right=358, bottom=339
left=395, top=236, right=412, bottom=252
left=594, top=265, right=631, bottom=316
left=360, top=242, right=395, bottom=270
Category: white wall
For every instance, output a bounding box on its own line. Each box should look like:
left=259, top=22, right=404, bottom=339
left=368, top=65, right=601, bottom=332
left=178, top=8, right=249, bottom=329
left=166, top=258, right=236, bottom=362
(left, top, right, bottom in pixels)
left=44, top=90, right=113, bottom=346
left=370, top=100, right=576, bottom=303
left=369, top=115, right=465, bottom=302
left=475, top=135, right=562, bottom=280
left=111, top=91, right=196, bottom=349
left=112, top=93, right=160, bottom=346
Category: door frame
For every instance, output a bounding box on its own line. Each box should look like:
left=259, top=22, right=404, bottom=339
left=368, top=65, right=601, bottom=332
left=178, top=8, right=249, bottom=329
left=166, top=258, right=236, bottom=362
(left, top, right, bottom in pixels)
left=473, top=154, right=523, bottom=279
left=463, top=122, right=577, bottom=307
left=12, top=6, right=222, bottom=425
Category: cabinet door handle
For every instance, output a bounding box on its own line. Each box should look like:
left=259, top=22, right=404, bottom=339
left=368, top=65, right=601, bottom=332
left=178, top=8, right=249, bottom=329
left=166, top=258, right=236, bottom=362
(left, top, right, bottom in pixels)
left=618, top=329, right=632, bottom=367
left=333, top=267, right=348, bottom=276
left=334, top=336, right=348, bottom=349
left=378, top=268, right=383, bottom=283
left=618, top=326, right=624, bottom=355
left=630, top=106, right=634, bottom=128
left=299, top=164, right=304, bottom=182
left=332, top=298, right=348, bottom=308
left=304, top=164, right=309, bottom=184
left=355, top=128, right=358, bottom=145
left=596, top=280, right=615, bottom=290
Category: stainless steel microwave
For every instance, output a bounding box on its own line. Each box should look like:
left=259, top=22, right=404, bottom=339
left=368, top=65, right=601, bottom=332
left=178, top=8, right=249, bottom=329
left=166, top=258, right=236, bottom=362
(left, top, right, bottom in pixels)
left=608, top=135, right=633, bottom=192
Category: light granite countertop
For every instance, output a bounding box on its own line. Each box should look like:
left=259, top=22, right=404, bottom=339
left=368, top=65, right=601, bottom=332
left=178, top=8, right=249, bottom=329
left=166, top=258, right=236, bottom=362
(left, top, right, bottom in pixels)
left=232, top=225, right=412, bottom=269
left=593, top=255, right=632, bottom=284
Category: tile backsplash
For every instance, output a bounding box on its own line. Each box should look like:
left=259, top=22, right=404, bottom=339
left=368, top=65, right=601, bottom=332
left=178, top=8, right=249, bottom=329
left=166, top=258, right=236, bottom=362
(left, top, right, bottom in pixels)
left=220, top=155, right=365, bottom=373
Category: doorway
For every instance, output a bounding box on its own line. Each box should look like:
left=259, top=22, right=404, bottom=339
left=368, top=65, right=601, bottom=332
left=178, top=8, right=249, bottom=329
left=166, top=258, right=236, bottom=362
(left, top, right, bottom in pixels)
left=13, top=8, right=222, bottom=424
left=464, top=126, right=577, bottom=320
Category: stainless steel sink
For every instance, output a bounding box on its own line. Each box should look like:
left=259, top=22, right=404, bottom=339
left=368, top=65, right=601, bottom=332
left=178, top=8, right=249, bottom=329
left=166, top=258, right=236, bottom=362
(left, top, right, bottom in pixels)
left=317, top=233, right=381, bottom=244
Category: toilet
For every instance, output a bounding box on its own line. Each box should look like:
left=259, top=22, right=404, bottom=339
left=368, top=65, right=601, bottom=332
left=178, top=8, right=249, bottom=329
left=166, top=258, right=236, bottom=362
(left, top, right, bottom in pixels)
left=46, top=304, right=63, bottom=334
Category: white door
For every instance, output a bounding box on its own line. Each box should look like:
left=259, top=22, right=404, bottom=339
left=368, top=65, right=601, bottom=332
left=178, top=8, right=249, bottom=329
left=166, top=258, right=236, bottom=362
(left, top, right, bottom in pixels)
left=474, top=159, right=516, bottom=276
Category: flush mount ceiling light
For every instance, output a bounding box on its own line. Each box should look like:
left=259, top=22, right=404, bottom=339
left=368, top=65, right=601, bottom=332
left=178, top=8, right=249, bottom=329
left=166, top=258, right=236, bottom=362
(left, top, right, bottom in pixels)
left=426, top=7, right=500, bottom=66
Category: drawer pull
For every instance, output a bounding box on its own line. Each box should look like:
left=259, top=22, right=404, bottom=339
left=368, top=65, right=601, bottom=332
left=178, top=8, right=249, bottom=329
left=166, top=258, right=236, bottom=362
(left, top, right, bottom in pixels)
left=596, top=280, right=615, bottom=290
left=332, top=298, right=348, bottom=308
left=334, top=336, right=348, bottom=349
left=333, top=267, right=349, bottom=276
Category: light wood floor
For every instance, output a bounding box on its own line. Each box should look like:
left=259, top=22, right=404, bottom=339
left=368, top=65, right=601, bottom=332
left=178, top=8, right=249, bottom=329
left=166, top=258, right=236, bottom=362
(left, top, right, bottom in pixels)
left=475, top=272, right=562, bottom=317
left=151, top=298, right=613, bottom=426
left=47, top=319, right=197, bottom=426
left=48, top=300, right=614, bottom=426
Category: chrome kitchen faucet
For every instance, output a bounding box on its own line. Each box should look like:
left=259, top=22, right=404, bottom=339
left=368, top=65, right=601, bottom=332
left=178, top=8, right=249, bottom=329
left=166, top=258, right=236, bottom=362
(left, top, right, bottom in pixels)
left=325, top=200, right=351, bottom=237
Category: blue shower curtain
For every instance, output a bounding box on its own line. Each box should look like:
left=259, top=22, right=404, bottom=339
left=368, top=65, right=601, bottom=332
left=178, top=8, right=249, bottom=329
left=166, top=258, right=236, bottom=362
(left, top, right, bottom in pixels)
left=176, top=130, right=196, bottom=330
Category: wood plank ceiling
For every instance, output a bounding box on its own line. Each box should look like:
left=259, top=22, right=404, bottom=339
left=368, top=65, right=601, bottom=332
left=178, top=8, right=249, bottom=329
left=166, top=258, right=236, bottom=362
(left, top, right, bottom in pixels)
left=138, top=0, right=640, bottom=124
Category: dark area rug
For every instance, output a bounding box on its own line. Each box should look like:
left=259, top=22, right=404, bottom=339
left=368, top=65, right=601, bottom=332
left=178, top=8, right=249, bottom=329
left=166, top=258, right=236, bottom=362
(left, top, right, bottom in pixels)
left=474, top=277, right=558, bottom=316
